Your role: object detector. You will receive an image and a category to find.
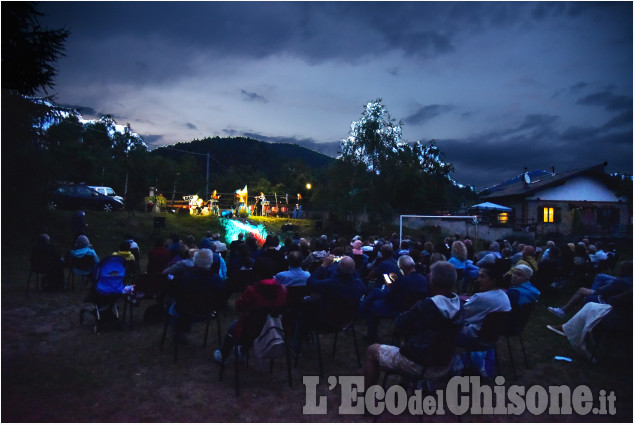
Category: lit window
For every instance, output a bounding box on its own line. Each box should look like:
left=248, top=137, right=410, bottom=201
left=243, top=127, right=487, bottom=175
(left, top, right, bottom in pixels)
left=498, top=212, right=508, bottom=224
left=543, top=207, right=554, bottom=223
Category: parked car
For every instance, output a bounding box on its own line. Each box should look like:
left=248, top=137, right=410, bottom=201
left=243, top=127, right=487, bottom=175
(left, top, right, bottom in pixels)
left=48, top=184, right=125, bottom=212
left=88, top=186, right=124, bottom=203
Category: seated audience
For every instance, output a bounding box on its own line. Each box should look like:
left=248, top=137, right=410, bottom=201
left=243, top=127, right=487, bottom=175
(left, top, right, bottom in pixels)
left=459, top=260, right=511, bottom=345
left=506, top=264, right=540, bottom=308
left=548, top=261, right=632, bottom=319
left=112, top=241, right=136, bottom=262
left=70, top=235, right=99, bottom=273
left=32, top=233, right=65, bottom=291
left=214, top=258, right=287, bottom=363
left=359, top=255, right=429, bottom=343
left=367, top=244, right=401, bottom=286
left=546, top=288, right=632, bottom=361
left=363, top=261, right=462, bottom=388
left=147, top=236, right=170, bottom=274
left=169, top=249, right=227, bottom=334
left=274, top=251, right=310, bottom=287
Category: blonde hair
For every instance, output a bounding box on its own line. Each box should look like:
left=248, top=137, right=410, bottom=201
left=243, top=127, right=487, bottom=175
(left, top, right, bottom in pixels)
left=451, top=240, right=467, bottom=262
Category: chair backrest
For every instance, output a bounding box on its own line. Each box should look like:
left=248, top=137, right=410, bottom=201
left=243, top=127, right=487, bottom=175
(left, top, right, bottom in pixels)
left=506, top=302, right=535, bottom=336
left=322, top=298, right=360, bottom=329
left=135, top=273, right=168, bottom=299
left=178, top=282, right=220, bottom=320
left=31, top=247, right=54, bottom=273
left=229, top=268, right=255, bottom=293
left=123, top=259, right=137, bottom=278
left=478, top=311, right=512, bottom=344
left=71, top=254, right=97, bottom=273
left=95, top=256, right=126, bottom=295
left=285, top=285, right=310, bottom=307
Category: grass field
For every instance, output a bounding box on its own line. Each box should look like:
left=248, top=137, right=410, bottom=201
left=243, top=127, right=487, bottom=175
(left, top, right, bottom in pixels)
left=2, top=210, right=632, bottom=422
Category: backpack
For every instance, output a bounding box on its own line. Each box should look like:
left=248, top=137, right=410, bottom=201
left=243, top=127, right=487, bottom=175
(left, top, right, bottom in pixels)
left=252, top=314, right=285, bottom=359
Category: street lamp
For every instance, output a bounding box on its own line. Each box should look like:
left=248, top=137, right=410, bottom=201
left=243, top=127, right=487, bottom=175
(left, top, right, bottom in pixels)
left=306, top=183, right=312, bottom=190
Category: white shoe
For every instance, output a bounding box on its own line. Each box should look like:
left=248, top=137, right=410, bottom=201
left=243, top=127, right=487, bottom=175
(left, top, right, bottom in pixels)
left=547, top=325, right=566, bottom=337
left=214, top=349, right=224, bottom=364
left=548, top=306, right=565, bottom=319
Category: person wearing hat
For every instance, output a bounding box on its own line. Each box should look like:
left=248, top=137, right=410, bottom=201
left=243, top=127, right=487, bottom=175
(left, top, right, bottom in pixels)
left=69, top=235, right=99, bottom=274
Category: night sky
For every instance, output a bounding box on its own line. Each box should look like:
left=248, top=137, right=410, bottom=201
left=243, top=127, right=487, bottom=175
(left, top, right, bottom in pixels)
left=38, top=1, right=633, bottom=190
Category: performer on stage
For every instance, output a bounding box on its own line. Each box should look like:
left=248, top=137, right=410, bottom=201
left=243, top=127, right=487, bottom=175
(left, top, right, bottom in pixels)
left=209, top=190, right=220, bottom=216
left=235, top=185, right=249, bottom=215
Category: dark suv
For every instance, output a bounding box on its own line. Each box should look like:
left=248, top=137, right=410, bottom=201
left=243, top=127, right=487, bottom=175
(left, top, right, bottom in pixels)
left=48, top=184, right=125, bottom=212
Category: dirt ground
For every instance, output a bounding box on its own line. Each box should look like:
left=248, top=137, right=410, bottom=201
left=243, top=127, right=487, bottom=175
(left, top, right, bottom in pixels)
left=3, top=275, right=632, bottom=422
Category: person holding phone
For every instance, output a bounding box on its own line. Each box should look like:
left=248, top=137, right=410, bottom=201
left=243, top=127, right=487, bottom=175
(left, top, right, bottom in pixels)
left=359, top=255, right=430, bottom=344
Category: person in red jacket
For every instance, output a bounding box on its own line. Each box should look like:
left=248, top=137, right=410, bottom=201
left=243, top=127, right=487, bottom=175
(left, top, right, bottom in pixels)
left=214, top=257, right=287, bottom=363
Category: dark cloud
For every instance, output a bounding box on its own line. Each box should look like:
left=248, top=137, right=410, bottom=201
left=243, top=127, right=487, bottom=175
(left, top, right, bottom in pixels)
left=577, top=91, right=632, bottom=111
left=240, top=90, right=268, bottom=103
left=39, top=2, right=632, bottom=86
left=185, top=122, right=197, bottom=130
left=602, top=111, right=634, bottom=131
left=433, top=112, right=632, bottom=190
left=404, top=105, right=453, bottom=125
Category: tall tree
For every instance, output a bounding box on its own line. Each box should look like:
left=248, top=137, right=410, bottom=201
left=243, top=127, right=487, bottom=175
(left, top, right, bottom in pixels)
left=333, top=98, right=464, bottom=227
left=2, top=2, right=70, bottom=223
left=2, top=2, right=69, bottom=96
left=339, top=99, right=403, bottom=175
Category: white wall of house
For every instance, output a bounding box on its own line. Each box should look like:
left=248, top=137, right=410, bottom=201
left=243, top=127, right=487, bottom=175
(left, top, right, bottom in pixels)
left=525, top=176, right=625, bottom=202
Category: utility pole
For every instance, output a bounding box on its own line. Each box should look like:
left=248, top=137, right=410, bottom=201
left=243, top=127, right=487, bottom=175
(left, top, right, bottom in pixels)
left=206, top=153, right=210, bottom=201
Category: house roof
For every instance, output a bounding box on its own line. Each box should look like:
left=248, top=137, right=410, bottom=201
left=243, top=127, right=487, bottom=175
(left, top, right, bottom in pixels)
left=478, top=162, right=608, bottom=200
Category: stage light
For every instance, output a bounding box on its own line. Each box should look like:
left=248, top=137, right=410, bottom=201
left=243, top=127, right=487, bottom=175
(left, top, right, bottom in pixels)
left=220, top=218, right=268, bottom=245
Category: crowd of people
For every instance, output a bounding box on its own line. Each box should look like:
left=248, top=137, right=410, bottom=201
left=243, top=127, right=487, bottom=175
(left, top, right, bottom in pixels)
left=30, top=223, right=632, bottom=377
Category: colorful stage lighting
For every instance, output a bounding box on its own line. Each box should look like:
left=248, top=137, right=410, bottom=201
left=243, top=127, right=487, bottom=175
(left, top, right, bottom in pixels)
left=220, top=218, right=268, bottom=245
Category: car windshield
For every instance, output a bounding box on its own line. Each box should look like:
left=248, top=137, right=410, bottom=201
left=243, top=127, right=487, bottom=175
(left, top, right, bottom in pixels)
left=106, top=188, right=116, bottom=196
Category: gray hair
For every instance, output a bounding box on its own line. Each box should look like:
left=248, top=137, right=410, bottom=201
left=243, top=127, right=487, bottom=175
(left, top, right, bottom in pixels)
left=194, top=248, right=214, bottom=270
left=513, top=264, right=533, bottom=279
left=430, top=261, right=457, bottom=292
left=397, top=255, right=415, bottom=270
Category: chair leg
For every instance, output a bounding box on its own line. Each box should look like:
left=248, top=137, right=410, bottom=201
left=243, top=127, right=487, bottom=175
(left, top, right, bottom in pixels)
left=285, top=341, right=293, bottom=388
left=216, top=316, right=222, bottom=347
left=173, top=325, right=179, bottom=363
left=519, top=334, right=529, bottom=368
left=315, top=333, right=324, bottom=377
left=462, top=351, right=471, bottom=375
left=494, top=346, right=500, bottom=377
left=160, top=316, right=169, bottom=349
left=235, top=345, right=240, bottom=397
left=26, top=271, right=32, bottom=293
left=351, top=325, right=361, bottom=367
left=204, top=319, right=210, bottom=347
left=505, top=337, right=517, bottom=380
left=122, top=299, right=128, bottom=324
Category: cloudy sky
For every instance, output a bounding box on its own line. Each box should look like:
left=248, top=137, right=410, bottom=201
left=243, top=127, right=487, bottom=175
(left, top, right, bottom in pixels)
left=39, top=1, right=632, bottom=190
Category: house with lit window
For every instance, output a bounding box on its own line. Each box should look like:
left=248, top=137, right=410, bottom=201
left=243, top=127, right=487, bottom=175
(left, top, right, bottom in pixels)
left=477, top=162, right=632, bottom=239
